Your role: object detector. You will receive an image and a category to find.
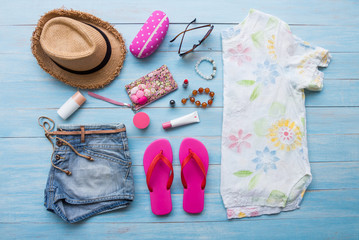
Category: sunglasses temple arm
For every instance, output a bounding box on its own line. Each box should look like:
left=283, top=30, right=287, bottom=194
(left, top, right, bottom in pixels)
left=170, top=24, right=212, bottom=42
left=170, top=32, right=183, bottom=42
left=176, top=20, right=195, bottom=54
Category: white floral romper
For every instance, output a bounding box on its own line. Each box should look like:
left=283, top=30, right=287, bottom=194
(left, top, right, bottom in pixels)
left=220, top=9, right=331, bottom=219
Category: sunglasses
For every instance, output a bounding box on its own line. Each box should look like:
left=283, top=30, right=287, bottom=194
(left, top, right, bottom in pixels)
left=170, top=18, right=214, bottom=57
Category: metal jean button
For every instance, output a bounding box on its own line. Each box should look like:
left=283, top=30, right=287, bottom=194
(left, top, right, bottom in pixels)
left=56, top=140, right=63, bottom=147
left=55, top=155, right=61, bottom=160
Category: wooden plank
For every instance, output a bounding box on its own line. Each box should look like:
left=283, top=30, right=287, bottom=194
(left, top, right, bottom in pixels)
left=0, top=79, right=358, bottom=108
left=1, top=25, right=359, bottom=53
left=1, top=189, right=358, bottom=223
left=304, top=80, right=359, bottom=107
left=1, top=160, right=358, bottom=195
left=0, top=107, right=358, bottom=137
left=0, top=52, right=355, bottom=83
left=308, top=134, right=359, bottom=162
left=1, top=134, right=359, bottom=165
left=0, top=51, right=225, bottom=82
left=1, top=217, right=359, bottom=239
left=0, top=0, right=358, bottom=26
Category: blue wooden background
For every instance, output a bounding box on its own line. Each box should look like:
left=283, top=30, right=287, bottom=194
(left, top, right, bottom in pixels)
left=1, top=0, right=358, bottom=239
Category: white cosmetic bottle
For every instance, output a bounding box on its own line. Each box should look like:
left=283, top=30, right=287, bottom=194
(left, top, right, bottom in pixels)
left=57, top=91, right=86, bottom=120
left=162, top=111, right=200, bottom=129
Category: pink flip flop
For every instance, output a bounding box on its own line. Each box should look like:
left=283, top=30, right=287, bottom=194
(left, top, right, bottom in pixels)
left=143, top=139, right=174, bottom=215
left=179, top=138, right=209, bottom=213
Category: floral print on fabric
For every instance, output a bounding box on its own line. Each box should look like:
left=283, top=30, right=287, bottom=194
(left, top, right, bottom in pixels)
left=267, top=35, right=277, bottom=60
left=125, top=65, right=178, bottom=110
left=222, top=27, right=242, bottom=40
left=227, top=209, right=235, bottom=218
left=226, top=206, right=264, bottom=220
left=268, top=119, right=302, bottom=151
left=252, top=147, right=280, bottom=172
left=236, top=59, right=280, bottom=103
left=308, top=75, right=323, bottom=90
left=225, top=44, right=252, bottom=66
left=299, top=148, right=307, bottom=161
left=296, top=49, right=330, bottom=76
left=227, top=129, right=252, bottom=153
left=254, top=60, right=279, bottom=85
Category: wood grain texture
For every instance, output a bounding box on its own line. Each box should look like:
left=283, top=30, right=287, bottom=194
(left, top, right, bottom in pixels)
left=1, top=157, right=359, bottom=194
left=2, top=217, right=358, bottom=239
left=1, top=190, right=359, bottom=223
left=0, top=107, right=359, bottom=137
left=0, top=0, right=358, bottom=239
left=1, top=25, right=359, bottom=53
left=0, top=0, right=358, bottom=25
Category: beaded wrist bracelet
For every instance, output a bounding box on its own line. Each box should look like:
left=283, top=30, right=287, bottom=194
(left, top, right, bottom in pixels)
left=195, top=57, right=216, bottom=80
left=181, top=87, right=215, bottom=109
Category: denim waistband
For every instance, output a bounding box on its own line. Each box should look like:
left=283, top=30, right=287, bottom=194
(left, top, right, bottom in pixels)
left=57, top=123, right=126, bottom=131
left=55, top=123, right=128, bottom=145
left=38, top=116, right=128, bottom=176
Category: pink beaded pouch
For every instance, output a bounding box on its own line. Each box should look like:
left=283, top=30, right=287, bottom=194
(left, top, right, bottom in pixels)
left=125, top=65, right=178, bottom=110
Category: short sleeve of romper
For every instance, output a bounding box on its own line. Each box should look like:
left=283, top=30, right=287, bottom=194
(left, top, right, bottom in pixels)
left=277, top=21, right=331, bottom=91
left=220, top=9, right=331, bottom=219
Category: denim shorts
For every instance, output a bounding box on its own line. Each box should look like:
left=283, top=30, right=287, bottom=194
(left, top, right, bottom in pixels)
left=44, top=123, right=134, bottom=223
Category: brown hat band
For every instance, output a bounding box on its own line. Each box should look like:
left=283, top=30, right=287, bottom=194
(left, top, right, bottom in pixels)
left=50, top=23, right=112, bottom=75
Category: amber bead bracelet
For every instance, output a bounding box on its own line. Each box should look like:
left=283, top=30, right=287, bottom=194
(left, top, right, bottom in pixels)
left=181, top=87, right=215, bottom=109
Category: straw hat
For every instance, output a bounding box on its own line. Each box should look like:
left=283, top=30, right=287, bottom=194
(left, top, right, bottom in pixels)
left=31, top=9, right=126, bottom=89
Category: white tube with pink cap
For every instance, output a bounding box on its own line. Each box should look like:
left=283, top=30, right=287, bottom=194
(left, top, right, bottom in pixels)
left=57, top=91, right=86, bottom=120
left=162, top=111, right=200, bottom=129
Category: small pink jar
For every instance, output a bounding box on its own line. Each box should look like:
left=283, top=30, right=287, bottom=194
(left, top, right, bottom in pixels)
left=129, top=10, right=169, bottom=58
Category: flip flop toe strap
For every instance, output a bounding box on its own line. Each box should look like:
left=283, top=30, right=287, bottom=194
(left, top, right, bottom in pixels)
left=146, top=150, right=174, bottom=192
left=181, top=149, right=207, bottom=190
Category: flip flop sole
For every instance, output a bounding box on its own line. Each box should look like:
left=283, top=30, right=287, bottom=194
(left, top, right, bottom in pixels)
left=143, top=139, right=173, bottom=215
left=179, top=137, right=209, bottom=214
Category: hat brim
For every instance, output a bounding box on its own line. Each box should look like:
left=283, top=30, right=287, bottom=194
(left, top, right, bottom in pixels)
left=31, top=9, right=126, bottom=89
